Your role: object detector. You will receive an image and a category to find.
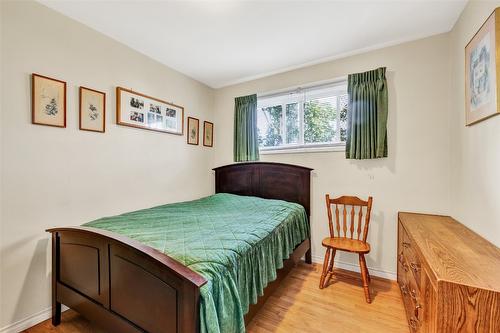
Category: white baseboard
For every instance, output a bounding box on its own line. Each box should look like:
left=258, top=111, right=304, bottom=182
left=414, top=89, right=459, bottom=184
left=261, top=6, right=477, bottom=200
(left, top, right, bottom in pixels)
left=0, top=305, right=68, bottom=333
left=311, top=255, right=397, bottom=281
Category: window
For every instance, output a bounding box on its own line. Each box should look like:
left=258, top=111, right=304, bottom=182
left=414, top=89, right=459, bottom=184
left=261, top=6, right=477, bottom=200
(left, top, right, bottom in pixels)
left=257, top=81, right=348, bottom=152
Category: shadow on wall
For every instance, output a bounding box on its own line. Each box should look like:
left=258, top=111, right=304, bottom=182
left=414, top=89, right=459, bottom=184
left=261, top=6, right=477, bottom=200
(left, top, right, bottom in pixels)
left=348, top=70, right=397, bottom=174
left=334, top=210, right=386, bottom=271
left=10, top=237, right=50, bottom=323
left=365, top=210, right=385, bottom=269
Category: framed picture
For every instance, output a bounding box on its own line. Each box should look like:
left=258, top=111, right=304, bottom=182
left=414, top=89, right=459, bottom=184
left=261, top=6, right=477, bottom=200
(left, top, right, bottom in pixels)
left=465, top=8, right=500, bottom=125
left=203, top=121, right=214, bottom=147
left=187, top=117, right=199, bottom=145
left=80, top=87, right=106, bottom=133
left=116, top=87, right=184, bottom=135
left=32, top=73, right=66, bottom=127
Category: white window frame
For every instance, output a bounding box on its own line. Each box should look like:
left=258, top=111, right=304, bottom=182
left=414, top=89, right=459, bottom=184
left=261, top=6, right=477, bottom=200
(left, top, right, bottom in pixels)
left=257, top=78, right=347, bottom=154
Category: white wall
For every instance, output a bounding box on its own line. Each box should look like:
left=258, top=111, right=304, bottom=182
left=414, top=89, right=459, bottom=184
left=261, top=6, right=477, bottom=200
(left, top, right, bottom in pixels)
left=0, top=1, right=214, bottom=330
left=0, top=0, right=4, bottom=321
left=3, top=0, right=500, bottom=331
left=213, top=34, right=452, bottom=278
left=449, top=0, right=500, bottom=247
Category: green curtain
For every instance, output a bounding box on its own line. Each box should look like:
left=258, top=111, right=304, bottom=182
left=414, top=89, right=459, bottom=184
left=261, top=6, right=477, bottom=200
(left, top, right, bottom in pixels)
left=234, top=94, right=260, bottom=162
left=346, top=67, right=388, bottom=159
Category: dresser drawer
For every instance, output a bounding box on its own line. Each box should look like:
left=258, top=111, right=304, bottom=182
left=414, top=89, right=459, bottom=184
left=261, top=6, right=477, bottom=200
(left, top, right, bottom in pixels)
left=400, top=282, right=421, bottom=331
left=399, top=258, right=423, bottom=332
left=398, top=222, right=424, bottom=332
left=401, top=226, right=422, bottom=288
left=406, top=265, right=423, bottom=322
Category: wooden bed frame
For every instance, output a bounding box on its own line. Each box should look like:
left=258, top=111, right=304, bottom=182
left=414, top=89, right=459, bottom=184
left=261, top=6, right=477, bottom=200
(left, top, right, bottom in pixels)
left=47, top=162, right=312, bottom=333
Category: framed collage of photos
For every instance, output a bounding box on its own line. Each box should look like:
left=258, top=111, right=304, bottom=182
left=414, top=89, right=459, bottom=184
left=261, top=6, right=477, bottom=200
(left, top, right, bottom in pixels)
left=116, top=87, right=184, bottom=135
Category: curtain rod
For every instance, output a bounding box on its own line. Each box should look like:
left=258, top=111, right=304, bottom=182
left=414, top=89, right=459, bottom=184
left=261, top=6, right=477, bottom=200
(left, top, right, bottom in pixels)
left=257, top=75, right=348, bottom=99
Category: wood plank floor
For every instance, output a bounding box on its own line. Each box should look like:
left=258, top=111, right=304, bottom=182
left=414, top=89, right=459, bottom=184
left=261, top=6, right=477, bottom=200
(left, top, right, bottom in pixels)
left=25, top=263, right=409, bottom=333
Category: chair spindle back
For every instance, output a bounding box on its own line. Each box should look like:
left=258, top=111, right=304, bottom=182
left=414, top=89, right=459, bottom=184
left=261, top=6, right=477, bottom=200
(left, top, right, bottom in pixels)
left=325, top=195, right=373, bottom=242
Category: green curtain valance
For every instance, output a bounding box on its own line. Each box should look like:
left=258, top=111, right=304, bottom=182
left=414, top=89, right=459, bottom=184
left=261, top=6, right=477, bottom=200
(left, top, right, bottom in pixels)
left=234, top=94, right=259, bottom=162
left=346, top=67, right=388, bottom=159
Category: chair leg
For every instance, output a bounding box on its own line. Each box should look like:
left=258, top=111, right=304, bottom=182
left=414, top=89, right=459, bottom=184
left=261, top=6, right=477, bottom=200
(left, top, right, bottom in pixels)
left=361, top=254, right=371, bottom=282
left=319, top=248, right=331, bottom=289
left=359, top=254, right=371, bottom=303
left=324, top=249, right=336, bottom=285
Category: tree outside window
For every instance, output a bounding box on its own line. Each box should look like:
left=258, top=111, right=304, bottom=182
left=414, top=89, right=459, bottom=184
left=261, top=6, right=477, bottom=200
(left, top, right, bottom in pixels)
left=257, top=84, right=347, bottom=150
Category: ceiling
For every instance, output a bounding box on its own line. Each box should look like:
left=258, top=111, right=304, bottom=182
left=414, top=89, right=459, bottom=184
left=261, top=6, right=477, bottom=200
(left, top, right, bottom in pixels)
left=39, top=0, right=467, bottom=88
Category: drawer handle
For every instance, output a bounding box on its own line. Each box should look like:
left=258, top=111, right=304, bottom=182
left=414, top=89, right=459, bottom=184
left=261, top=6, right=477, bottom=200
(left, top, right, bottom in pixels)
left=402, top=242, right=411, bottom=248
left=409, top=317, right=418, bottom=329
left=410, top=262, right=420, bottom=272
left=398, top=253, right=404, bottom=264
left=415, top=303, right=422, bottom=319
left=400, top=284, right=408, bottom=295
left=410, top=289, right=417, bottom=301
left=402, top=262, right=409, bottom=272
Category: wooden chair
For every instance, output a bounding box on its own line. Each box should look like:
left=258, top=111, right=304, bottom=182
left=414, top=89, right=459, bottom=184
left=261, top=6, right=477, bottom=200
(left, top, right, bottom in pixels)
left=319, top=194, right=374, bottom=303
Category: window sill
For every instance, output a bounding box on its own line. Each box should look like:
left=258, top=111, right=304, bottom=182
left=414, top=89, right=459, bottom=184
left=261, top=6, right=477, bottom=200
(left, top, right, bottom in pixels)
left=259, top=144, right=346, bottom=155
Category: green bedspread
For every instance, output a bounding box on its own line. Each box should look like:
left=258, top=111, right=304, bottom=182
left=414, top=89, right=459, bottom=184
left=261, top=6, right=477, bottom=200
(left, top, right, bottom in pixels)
left=84, top=193, right=309, bottom=333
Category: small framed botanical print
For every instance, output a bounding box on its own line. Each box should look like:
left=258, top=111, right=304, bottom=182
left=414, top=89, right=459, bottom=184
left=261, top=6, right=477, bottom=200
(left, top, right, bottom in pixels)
left=80, top=87, right=106, bottom=133
left=203, top=121, right=213, bottom=147
left=465, top=8, right=500, bottom=125
left=32, top=73, right=66, bottom=127
left=187, top=117, right=199, bottom=145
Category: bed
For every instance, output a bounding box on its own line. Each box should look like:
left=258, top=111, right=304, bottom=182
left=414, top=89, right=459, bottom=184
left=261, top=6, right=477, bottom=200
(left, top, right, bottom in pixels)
left=47, top=162, right=312, bottom=333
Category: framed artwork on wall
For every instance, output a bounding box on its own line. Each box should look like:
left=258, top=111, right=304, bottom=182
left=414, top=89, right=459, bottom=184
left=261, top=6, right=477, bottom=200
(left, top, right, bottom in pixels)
left=465, top=8, right=500, bottom=125
left=187, top=117, right=199, bottom=145
left=79, top=86, right=106, bottom=133
left=116, top=87, right=184, bottom=135
left=31, top=73, right=66, bottom=127
left=203, top=121, right=213, bottom=147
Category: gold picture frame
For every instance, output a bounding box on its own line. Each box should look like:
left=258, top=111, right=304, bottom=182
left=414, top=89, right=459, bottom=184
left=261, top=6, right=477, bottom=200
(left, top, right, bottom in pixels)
left=465, top=8, right=500, bottom=125
left=32, top=73, right=66, bottom=128
left=80, top=86, right=106, bottom=133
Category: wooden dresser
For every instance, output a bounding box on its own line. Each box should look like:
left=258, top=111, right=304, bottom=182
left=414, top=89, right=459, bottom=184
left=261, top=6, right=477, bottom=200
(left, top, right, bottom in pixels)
left=397, top=212, right=500, bottom=333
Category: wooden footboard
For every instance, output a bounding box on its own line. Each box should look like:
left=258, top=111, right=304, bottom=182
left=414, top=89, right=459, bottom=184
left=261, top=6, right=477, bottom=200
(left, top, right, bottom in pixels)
left=48, top=227, right=310, bottom=333
left=47, top=226, right=207, bottom=333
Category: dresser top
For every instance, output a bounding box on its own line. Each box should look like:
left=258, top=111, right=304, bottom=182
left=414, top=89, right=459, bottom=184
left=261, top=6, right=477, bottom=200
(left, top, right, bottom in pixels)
left=398, top=212, right=500, bottom=291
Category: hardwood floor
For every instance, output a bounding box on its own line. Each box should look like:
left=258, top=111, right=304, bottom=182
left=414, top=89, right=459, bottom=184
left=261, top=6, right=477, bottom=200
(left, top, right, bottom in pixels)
left=25, top=263, right=408, bottom=333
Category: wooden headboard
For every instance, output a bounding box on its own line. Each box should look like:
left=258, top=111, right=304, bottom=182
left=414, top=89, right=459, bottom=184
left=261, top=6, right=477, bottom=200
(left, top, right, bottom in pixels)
left=213, top=162, right=313, bottom=216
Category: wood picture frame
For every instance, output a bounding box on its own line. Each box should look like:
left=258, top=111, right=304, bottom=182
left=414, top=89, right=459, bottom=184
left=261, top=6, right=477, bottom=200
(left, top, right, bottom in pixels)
left=116, top=87, right=184, bottom=135
left=187, top=117, right=199, bottom=145
left=465, top=8, right=500, bottom=125
left=31, top=73, right=66, bottom=128
left=79, top=86, right=106, bottom=133
left=203, top=121, right=214, bottom=147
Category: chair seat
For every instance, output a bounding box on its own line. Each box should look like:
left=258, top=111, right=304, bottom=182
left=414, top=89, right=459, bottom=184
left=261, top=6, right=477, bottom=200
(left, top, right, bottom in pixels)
left=322, top=237, right=371, bottom=253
